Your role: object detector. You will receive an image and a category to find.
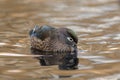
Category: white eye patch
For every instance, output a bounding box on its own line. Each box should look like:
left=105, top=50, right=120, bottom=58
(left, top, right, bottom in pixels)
left=33, top=26, right=39, bottom=33
left=67, top=37, right=73, bottom=42
left=33, top=28, right=36, bottom=33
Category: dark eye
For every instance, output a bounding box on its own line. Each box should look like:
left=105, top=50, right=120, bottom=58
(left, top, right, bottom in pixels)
left=67, top=37, right=73, bottom=42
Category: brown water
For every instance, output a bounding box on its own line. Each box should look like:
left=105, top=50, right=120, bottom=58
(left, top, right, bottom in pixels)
left=0, top=0, right=120, bottom=80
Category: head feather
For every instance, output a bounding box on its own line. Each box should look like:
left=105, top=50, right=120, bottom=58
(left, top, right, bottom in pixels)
left=66, top=29, right=78, bottom=43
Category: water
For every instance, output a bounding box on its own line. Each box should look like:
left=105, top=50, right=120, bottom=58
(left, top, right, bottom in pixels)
left=0, top=0, right=120, bottom=80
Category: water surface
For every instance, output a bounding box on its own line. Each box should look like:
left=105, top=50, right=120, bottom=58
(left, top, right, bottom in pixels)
left=0, top=0, right=120, bottom=80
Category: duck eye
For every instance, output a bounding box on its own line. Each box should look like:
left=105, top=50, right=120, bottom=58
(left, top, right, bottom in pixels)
left=67, top=37, right=73, bottom=42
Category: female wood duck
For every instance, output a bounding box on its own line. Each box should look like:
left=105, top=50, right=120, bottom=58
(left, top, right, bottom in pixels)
left=29, top=25, right=78, bottom=52
left=29, top=25, right=78, bottom=70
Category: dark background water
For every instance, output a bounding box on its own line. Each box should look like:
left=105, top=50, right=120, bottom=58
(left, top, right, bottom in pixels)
left=0, top=0, right=120, bottom=80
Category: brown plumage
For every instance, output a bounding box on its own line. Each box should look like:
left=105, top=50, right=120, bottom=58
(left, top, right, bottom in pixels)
left=29, top=25, right=78, bottom=70
left=29, top=25, right=78, bottom=52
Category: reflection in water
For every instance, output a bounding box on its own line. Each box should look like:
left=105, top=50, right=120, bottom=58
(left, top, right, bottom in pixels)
left=31, top=47, right=78, bottom=70
left=0, top=0, right=120, bottom=80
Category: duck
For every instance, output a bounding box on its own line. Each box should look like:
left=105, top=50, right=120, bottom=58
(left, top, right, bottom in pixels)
left=29, top=25, right=78, bottom=70
left=29, top=25, right=78, bottom=52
